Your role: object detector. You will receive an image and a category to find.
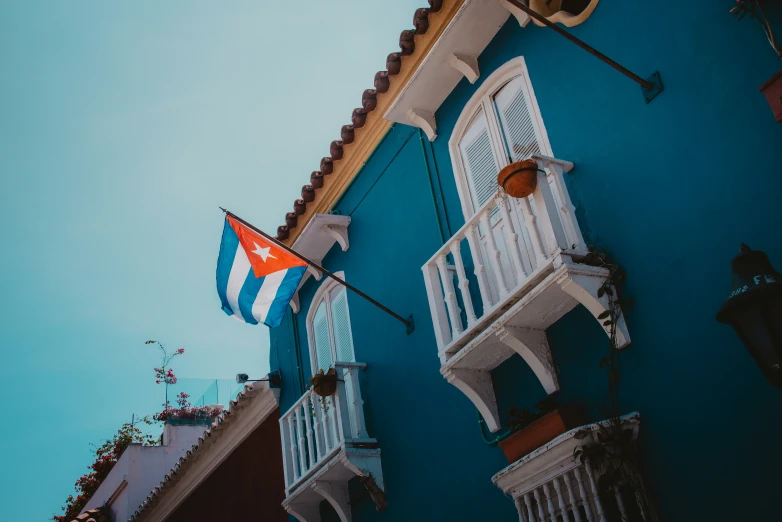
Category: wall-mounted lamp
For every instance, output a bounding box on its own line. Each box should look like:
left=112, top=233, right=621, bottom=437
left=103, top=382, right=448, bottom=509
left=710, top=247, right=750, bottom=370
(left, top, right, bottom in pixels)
left=717, top=244, right=782, bottom=387
left=236, top=369, right=282, bottom=388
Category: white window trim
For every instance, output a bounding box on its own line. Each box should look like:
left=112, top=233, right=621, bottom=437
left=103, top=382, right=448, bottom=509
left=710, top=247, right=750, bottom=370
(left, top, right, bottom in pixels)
left=448, top=56, right=553, bottom=221
left=305, top=271, right=356, bottom=374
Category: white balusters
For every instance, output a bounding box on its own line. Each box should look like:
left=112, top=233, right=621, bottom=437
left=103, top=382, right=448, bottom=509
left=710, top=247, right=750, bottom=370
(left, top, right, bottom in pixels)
left=464, top=224, right=493, bottom=309
left=422, top=262, right=452, bottom=353
left=420, top=155, right=586, bottom=360
left=584, top=459, right=608, bottom=522
left=303, top=397, right=316, bottom=466
left=541, top=158, right=585, bottom=254
left=279, top=364, right=371, bottom=492
left=522, top=492, right=536, bottom=522
left=553, top=476, right=572, bottom=522
left=295, top=408, right=307, bottom=474
left=449, top=239, right=477, bottom=327
left=436, top=254, right=464, bottom=336
left=287, top=416, right=299, bottom=482
left=563, top=471, right=584, bottom=522
left=573, top=466, right=595, bottom=522
left=480, top=211, right=510, bottom=296
left=498, top=192, right=528, bottom=282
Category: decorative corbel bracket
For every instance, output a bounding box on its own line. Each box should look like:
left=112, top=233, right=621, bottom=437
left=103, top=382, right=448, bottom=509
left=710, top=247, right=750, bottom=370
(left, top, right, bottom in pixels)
left=326, top=224, right=350, bottom=251
left=343, top=449, right=387, bottom=511
left=498, top=0, right=532, bottom=27
left=307, top=265, right=323, bottom=281
left=443, top=368, right=501, bottom=432
left=496, top=326, right=559, bottom=394
left=556, top=268, right=631, bottom=349
left=407, top=108, right=437, bottom=141
left=286, top=501, right=322, bottom=522
left=449, top=53, right=480, bottom=84
left=313, top=481, right=352, bottom=522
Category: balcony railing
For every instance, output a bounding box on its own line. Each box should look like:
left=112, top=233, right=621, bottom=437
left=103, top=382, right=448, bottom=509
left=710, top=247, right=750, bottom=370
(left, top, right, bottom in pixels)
left=421, top=155, right=630, bottom=432
left=423, top=155, right=587, bottom=359
left=280, top=363, right=385, bottom=521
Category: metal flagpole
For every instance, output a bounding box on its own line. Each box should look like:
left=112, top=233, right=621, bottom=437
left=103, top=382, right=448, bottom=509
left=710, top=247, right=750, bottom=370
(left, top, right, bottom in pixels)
left=220, top=208, right=414, bottom=334
left=504, top=0, right=663, bottom=103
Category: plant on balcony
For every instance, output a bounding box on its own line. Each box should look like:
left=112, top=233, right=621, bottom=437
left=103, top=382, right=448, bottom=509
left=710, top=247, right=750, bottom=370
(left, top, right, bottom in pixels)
left=152, top=391, right=223, bottom=425
left=731, top=0, right=782, bottom=59
left=310, top=368, right=338, bottom=397
left=52, top=418, right=156, bottom=521
left=498, top=395, right=575, bottom=463
left=574, top=247, right=659, bottom=521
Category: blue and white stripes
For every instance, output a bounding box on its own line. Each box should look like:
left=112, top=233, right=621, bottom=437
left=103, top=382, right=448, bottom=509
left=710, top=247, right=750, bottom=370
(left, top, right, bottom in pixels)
left=216, top=219, right=305, bottom=328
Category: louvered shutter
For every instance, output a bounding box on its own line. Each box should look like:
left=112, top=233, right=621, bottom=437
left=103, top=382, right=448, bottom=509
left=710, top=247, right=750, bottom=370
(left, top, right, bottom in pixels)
left=458, top=109, right=500, bottom=212
left=312, top=300, right=333, bottom=372
left=493, top=76, right=544, bottom=162
left=329, top=288, right=355, bottom=363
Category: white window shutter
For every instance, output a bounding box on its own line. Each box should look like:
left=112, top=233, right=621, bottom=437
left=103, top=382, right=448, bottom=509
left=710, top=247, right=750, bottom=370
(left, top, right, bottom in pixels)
left=493, top=76, right=543, bottom=163
left=330, top=288, right=355, bottom=363
left=458, top=109, right=500, bottom=212
left=312, top=300, right=333, bottom=372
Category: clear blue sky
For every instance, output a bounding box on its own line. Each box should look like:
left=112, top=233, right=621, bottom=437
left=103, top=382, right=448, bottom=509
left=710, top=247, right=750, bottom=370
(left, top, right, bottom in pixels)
left=0, top=1, right=421, bottom=518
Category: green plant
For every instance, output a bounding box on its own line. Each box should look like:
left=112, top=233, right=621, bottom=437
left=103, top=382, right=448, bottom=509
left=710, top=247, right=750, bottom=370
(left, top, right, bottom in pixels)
left=53, top=418, right=156, bottom=521
left=575, top=247, right=657, bottom=521
left=506, top=395, right=558, bottom=432
left=731, top=0, right=782, bottom=59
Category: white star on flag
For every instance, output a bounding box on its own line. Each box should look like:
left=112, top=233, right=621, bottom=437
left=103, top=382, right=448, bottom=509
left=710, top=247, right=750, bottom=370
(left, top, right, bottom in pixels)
left=251, top=242, right=277, bottom=263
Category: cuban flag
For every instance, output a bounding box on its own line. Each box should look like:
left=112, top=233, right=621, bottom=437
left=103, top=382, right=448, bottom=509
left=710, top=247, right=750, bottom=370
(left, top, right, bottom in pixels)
left=216, top=216, right=307, bottom=328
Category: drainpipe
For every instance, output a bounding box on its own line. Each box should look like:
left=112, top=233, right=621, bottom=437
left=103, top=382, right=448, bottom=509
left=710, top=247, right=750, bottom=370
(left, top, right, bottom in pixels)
left=289, top=308, right=307, bottom=396
left=427, top=137, right=452, bottom=237
left=418, top=128, right=446, bottom=245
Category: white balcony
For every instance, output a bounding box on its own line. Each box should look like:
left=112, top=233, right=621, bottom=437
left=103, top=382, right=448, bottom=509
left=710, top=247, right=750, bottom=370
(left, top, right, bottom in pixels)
left=421, top=155, right=630, bottom=432
left=492, top=413, right=648, bottom=522
left=280, top=362, right=384, bottom=522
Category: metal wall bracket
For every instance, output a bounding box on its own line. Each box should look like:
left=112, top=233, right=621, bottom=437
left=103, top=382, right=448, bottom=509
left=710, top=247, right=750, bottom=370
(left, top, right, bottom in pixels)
left=642, top=71, right=664, bottom=104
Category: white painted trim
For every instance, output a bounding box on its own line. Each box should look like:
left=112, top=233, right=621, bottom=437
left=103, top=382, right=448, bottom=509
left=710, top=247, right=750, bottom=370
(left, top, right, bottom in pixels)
left=305, top=271, right=357, bottom=376
left=407, top=108, right=438, bottom=141
left=135, top=385, right=280, bottom=522
left=449, top=53, right=480, bottom=84
left=497, top=0, right=532, bottom=26
left=448, top=56, right=553, bottom=221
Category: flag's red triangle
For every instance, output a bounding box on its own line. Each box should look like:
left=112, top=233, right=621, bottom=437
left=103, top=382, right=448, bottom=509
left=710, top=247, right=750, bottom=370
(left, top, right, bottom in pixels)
left=227, top=217, right=307, bottom=278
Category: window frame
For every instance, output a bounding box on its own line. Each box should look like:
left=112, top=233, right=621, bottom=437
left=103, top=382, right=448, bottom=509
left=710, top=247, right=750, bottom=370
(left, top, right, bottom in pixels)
left=305, top=271, right=356, bottom=374
left=448, top=57, right=553, bottom=221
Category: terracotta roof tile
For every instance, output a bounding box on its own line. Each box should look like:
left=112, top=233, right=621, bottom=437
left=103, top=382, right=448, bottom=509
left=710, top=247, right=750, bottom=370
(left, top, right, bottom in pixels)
left=275, top=1, right=442, bottom=239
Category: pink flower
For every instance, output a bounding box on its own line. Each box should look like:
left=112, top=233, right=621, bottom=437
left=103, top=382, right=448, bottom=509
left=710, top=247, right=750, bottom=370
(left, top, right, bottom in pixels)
left=176, top=348, right=185, bottom=354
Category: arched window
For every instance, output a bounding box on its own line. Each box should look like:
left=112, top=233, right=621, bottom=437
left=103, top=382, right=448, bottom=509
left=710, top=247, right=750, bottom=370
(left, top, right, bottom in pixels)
left=449, top=57, right=552, bottom=219
left=306, top=273, right=356, bottom=373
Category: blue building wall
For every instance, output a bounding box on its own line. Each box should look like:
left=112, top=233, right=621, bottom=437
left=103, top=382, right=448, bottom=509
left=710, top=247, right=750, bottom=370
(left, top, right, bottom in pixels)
left=271, top=1, right=782, bottom=520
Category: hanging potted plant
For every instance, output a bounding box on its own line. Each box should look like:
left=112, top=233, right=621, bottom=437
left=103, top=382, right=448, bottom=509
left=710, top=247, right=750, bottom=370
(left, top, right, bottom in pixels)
left=731, top=0, right=782, bottom=121
left=310, top=368, right=338, bottom=397
left=497, top=159, right=539, bottom=199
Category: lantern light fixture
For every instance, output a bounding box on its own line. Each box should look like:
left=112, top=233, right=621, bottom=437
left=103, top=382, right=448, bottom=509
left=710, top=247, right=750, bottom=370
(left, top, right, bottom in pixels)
left=716, top=244, right=782, bottom=387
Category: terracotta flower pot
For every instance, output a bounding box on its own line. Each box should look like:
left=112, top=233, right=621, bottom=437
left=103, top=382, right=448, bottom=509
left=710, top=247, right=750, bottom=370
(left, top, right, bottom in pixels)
left=759, top=70, right=782, bottom=122
left=498, top=408, right=579, bottom=463
left=497, top=159, right=539, bottom=198
left=310, top=368, right=338, bottom=397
